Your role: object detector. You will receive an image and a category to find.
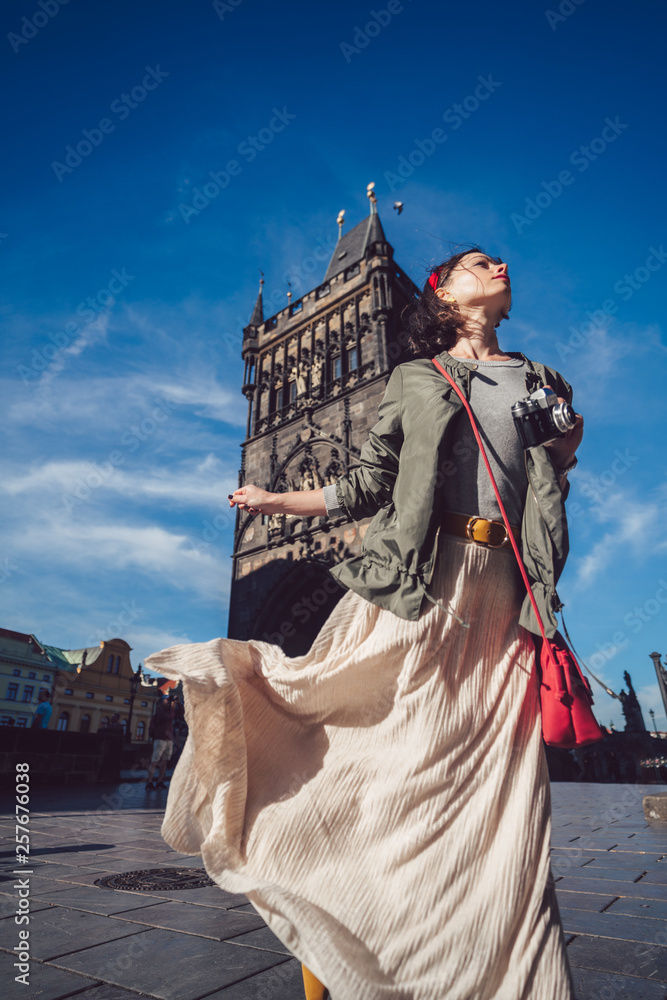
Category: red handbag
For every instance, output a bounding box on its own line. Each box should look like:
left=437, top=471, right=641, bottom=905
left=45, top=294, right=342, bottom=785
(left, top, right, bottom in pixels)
left=431, top=356, right=605, bottom=750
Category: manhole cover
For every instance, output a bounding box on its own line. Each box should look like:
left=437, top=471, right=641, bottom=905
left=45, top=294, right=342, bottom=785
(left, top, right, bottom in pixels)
left=95, top=868, right=215, bottom=891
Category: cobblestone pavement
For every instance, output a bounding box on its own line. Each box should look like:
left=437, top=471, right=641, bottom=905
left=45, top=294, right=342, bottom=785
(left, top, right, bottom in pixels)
left=0, top=781, right=665, bottom=999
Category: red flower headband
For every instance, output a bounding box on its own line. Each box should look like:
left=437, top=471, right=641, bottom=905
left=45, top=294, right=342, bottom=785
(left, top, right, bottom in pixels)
left=428, top=267, right=442, bottom=291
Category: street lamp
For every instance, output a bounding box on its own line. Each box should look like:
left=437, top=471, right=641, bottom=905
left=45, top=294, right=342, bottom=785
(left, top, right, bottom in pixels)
left=126, top=664, right=142, bottom=744
left=649, top=708, right=657, bottom=734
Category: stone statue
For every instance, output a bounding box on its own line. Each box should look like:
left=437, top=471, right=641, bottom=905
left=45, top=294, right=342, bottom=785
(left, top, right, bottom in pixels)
left=300, top=468, right=315, bottom=491
left=268, top=512, right=283, bottom=532
left=311, top=357, right=323, bottom=389
left=619, top=671, right=647, bottom=732
left=297, top=361, right=308, bottom=395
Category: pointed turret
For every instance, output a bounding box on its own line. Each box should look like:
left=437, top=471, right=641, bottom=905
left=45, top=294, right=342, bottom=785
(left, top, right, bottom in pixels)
left=248, top=274, right=264, bottom=328
left=242, top=274, right=263, bottom=366
left=323, top=185, right=392, bottom=284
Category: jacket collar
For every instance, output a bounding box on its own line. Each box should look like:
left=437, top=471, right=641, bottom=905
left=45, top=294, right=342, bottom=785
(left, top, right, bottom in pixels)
left=432, top=349, right=542, bottom=392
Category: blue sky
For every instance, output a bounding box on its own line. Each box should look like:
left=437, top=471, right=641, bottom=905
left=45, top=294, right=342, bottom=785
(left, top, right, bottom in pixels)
left=1, top=0, right=666, bottom=729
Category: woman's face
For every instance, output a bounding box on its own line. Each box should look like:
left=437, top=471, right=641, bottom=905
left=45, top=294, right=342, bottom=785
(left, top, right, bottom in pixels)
left=437, top=252, right=511, bottom=317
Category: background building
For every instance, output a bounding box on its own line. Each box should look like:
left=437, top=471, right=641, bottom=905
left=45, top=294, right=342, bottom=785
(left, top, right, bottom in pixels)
left=0, top=627, right=160, bottom=738
left=229, top=192, right=418, bottom=653
left=0, top=628, right=54, bottom=727
left=45, top=638, right=159, bottom=738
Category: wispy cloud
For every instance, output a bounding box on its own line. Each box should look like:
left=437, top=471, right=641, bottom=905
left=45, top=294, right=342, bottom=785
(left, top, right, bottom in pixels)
left=38, top=311, right=112, bottom=387
left=1, top=454, right=237, bottom=511
left=8, top=516, right=227, bottom=597
left=574, top=486, right=667, bottom=588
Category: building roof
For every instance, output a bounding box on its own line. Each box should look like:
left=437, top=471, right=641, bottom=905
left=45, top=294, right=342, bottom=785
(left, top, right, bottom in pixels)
left=322, top=208, right=389, bottom=284
left=0, top=627, right=46, bottom=652
left=39, top=644, right=75, bottom=671
left=40, top=644, right=105, bottom=672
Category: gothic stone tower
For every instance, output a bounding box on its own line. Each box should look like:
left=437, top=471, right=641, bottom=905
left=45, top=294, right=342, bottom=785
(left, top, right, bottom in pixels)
left=229, top=193, right=418, bottom=654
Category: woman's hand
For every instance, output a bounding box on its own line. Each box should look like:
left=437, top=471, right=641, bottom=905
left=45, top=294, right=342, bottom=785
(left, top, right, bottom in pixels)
left=228, top=485, right=277, bottom=516
left=544, top=394, right=584, bottom=471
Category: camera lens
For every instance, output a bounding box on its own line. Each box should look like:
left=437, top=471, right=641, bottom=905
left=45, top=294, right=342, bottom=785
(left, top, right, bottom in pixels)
left=552, top=403, right=577, bottom=434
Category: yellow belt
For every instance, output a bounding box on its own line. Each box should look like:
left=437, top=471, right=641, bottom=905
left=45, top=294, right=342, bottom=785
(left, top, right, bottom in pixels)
left=441, top=510, right=520, bottom=549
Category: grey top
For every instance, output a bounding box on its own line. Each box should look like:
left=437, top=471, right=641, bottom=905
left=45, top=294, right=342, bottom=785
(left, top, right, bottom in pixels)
left=441, top=357, right=527, bottom=526
left=323, top=357, right=528, bottom=526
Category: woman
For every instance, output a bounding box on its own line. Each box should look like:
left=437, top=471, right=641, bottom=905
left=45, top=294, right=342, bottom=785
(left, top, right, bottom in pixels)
left=146, top=248, right=583, bottom=1000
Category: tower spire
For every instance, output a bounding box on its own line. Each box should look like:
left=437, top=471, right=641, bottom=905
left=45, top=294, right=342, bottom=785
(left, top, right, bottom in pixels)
left=249, top=273, right=264, bottom=327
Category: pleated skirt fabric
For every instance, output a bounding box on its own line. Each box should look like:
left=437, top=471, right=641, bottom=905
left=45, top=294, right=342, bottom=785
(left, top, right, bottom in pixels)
left=146, top=532, right=575, bottom=1000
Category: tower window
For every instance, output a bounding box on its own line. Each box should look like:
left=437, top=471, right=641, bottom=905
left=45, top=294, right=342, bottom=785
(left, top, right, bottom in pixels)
left=107, top=654, right=114, bottom=673
left=330, top=356, right=342, bottom=380
left=347, top=347, right=358, bottom=370
left=290, top=381, right=297, bottom=402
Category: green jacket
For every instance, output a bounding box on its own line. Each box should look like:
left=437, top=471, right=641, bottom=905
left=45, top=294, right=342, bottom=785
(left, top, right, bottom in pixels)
left=328, top=350, right=574, bottom=639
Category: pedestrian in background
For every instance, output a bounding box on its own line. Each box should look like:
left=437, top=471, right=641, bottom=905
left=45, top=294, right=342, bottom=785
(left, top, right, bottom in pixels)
left=31, top=689, right=52, bottom=729
left=146, top=695, right=174, bottom=790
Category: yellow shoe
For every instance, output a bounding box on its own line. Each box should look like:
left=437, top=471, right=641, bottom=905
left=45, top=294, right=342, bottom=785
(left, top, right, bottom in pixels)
left=302, top=964, right=330, bottom=999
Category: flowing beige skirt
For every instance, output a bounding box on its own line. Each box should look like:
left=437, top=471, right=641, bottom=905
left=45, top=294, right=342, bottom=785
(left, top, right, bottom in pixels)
left=146, top=532, right=575, bottom=1000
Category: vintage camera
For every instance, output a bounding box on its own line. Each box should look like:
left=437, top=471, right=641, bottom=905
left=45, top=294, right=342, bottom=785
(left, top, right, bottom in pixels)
left=511, top=387, right=577, bottom=449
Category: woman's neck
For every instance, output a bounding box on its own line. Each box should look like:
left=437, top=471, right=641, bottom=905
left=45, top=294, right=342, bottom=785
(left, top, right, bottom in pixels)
left=447, top=307, right=509, bottom=360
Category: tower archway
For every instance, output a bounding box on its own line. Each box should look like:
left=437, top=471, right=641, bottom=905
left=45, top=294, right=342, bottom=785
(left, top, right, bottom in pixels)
left=249, top=559, right=345, bottom=657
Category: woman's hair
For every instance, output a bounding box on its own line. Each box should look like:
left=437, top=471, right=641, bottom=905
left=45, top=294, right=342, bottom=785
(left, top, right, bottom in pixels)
left=402, top=246, right=510, bottom=359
